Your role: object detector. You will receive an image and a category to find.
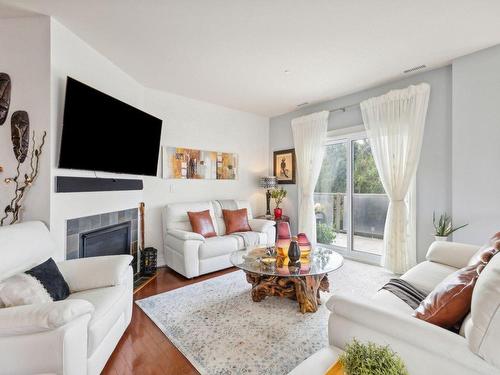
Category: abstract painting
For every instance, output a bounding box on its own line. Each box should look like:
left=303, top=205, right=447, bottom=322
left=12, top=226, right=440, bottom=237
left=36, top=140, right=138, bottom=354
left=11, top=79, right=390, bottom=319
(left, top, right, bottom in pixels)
left=162, top=147, right=237, bottom=180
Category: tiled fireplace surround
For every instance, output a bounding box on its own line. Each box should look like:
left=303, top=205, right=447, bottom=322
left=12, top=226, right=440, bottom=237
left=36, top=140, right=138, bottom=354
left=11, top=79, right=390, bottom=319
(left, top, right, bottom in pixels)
left=66, top=208, right=138, bottom=261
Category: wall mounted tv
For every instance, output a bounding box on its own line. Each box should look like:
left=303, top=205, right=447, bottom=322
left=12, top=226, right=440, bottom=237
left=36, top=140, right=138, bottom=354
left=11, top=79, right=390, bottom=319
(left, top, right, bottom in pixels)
left=58, top=77, right=163, bottom=176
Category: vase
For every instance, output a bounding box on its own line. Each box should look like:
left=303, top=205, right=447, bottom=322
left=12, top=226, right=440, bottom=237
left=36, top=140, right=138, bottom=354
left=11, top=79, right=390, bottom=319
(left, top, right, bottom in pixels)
left=434, top=235, right=448, bottom=242
left=274, top=207, right=282, bottom=220
left=288, top=236, right=301, bottom=265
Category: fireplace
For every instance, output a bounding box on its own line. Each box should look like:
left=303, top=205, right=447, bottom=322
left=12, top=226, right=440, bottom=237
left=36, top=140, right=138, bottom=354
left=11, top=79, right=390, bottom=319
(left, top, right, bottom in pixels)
left=66, top=208, right=139, bottom=273
left=80, top=222, right=131, bottom=258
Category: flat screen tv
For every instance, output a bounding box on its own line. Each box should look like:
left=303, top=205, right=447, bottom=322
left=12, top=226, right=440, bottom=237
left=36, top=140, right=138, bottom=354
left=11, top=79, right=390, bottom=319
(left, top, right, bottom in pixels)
left=59, top=77, right=162, bottom=176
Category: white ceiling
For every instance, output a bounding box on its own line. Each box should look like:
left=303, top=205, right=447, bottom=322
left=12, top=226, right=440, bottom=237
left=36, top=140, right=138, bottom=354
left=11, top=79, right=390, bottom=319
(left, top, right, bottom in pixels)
left=0, top=2, right=35, bottom=18
left=2, top=1, right=500, bottom=117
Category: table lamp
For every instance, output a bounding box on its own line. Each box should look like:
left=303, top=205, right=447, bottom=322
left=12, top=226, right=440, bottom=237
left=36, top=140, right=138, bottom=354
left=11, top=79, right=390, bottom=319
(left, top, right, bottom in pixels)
left=260, top=176, right=277, bottom=217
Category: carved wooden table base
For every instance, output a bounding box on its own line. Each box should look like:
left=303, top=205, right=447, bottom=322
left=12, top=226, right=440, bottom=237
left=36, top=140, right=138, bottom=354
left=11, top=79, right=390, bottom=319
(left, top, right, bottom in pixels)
left=244, top=272, right=330, bottom=313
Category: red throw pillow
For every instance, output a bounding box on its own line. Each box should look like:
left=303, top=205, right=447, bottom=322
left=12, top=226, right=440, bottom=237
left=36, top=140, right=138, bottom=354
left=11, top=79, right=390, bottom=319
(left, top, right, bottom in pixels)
left=414, top=247, right=499, bottom=328
left=222, top=208, right=251, bottom=234
left=187, top=210, right=216, bottom=238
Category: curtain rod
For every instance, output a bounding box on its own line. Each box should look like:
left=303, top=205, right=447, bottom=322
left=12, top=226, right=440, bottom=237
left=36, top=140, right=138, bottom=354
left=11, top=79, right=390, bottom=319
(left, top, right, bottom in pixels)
left=328, top=102, right=360, bottom=114
left=297, top=102, right=360, bottom=118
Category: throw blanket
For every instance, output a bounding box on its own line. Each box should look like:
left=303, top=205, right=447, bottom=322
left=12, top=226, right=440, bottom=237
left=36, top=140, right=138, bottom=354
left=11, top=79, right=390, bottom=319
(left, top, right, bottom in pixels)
left=231, top=232, right=262, bottom=248
left=381, top=278, right=427, bottom=309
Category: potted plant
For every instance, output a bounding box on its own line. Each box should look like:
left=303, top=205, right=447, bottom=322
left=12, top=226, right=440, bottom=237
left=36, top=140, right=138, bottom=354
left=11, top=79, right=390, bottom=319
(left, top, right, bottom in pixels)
left=332, top=339, right=408, bottom=375
left=271, top=186, right=287, bottom=220
left=433, top=212, right=468, bottom=241
left=316, top=223, right=336, bottom=245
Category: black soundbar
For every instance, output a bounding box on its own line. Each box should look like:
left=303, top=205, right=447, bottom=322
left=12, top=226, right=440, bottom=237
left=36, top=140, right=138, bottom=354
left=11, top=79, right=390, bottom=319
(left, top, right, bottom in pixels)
left=55, top=176, right=143, bottom=193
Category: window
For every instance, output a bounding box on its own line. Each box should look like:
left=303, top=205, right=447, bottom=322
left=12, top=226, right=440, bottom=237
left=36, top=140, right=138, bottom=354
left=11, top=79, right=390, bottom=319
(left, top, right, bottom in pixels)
left=314, top=130, right=388, bottom=263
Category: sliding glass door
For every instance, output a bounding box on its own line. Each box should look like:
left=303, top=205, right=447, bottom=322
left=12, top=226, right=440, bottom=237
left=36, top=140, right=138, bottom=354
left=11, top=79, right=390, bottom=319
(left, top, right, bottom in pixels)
left=314, top=131, right=387, bottom=264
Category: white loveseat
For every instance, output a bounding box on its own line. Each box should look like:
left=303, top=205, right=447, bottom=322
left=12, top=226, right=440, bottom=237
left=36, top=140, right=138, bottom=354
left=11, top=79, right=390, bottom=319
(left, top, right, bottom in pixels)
left=0, top=221, right=133, bottom=375
left=162, top=200, right=275, bottom=278
left=290, top=241, right=500, bottom=375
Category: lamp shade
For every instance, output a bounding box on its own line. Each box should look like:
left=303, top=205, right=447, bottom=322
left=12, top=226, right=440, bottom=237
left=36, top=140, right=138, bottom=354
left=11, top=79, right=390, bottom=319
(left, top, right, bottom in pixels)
left=260, top=176, right=277, bottom=189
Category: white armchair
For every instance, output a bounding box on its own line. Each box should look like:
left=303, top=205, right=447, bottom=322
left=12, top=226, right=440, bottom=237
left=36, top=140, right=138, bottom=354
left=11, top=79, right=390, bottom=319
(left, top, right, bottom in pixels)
left=291, top=241, right=500, bottom=375
left=0, top=221, right=133, bottom=375
left=162, top=200, right=275, bottom=278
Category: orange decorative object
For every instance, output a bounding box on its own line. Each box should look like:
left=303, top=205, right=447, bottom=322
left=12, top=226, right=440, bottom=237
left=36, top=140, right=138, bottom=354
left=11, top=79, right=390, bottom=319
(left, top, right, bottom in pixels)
left=300, top=250, right=311, bottom=262
left=325, top=360, right=345, bottom=375
left=276, top=238, right=291, bottom=257
left=297, top=232, right=312, bottom=259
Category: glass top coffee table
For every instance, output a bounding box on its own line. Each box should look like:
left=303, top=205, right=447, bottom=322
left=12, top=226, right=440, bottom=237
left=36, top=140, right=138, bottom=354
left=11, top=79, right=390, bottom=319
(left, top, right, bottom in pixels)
left=230, top=246, right=343, bottom=313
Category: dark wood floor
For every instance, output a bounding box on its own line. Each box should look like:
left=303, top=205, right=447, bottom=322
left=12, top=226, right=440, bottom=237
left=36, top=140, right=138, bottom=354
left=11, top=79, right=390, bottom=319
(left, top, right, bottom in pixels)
left=102, top=266, right=237, bottom=375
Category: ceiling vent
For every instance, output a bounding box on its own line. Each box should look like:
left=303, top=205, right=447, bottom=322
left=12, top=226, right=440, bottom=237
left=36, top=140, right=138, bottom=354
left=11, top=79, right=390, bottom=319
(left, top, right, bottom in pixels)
left=403, top=65, right=427, bottom=74
left=297, top=102, right=309, bottom=108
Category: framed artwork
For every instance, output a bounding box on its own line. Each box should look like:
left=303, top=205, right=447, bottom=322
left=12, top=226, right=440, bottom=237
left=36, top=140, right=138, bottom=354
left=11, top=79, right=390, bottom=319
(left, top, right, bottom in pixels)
left=273, top=148, right=296, bottom=184
left=162, top=146, right=237, bottom=180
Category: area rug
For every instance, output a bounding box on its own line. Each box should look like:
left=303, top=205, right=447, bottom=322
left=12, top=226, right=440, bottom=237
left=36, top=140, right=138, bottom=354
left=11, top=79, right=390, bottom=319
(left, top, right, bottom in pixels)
left=136, top=259, right=391, bottom=375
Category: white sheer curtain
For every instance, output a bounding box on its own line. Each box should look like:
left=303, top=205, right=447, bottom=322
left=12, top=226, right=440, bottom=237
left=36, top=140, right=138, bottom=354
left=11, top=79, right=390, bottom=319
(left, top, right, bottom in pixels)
left=360, top=83, right=430, bottom=274
left=291, top=111, right=329, bottom=245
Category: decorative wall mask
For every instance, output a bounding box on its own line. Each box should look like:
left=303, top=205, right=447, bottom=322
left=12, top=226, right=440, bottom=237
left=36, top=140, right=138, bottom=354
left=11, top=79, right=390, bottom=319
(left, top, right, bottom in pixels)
left=11, top=111, right=30, bottom=163
left=0, top=73, right=11, bottom=125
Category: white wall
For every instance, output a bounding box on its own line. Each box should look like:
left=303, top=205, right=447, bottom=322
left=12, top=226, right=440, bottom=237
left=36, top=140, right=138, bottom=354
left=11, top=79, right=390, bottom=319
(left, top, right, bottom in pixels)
left=452, top=45, right=500, bottom=244
left=49, top=19, right=269, bottom=263
left=50, top=19, right=145, bottom=260
left=143, top=89, right=269, bottom=265
left=0, top=17, right=51, bottom=226
left=270, top=67, right=452, bottom=262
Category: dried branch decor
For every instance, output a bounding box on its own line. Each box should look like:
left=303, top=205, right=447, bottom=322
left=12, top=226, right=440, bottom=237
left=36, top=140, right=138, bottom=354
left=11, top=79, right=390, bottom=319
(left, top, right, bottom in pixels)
left=1, top=130, right=47, bottom=226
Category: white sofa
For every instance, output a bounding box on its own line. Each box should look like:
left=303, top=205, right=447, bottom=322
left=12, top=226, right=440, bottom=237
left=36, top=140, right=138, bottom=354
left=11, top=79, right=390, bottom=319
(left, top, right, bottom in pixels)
left=162, top=200, right=275, bottom=278
left=0, top=221, right=133, bottom=375
left=290, top=241, right=500, bottom=375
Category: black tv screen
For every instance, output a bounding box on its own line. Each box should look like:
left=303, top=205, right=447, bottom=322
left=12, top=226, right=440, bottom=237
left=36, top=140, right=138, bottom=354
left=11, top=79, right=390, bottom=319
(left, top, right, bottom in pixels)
left=59, top=77, right=162, bottom=176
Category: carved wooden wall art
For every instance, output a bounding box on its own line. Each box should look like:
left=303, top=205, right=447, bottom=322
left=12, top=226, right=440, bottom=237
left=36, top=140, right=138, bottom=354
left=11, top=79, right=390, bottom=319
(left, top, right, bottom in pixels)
left=0, top=73, right=11, bottom=125
left=1, top=130, right=47, bottom=226
left=11, top=110, right=30, bottom=163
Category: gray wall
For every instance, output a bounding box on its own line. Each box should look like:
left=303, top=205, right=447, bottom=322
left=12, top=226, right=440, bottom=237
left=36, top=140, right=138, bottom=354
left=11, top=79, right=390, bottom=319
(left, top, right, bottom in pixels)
left=270, top=66, right=452, bottom=262
left=452, top=45, right=500, bottom=244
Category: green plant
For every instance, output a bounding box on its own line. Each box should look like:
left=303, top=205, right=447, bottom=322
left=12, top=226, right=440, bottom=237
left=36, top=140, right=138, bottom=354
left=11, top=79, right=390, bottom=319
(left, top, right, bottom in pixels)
left=316, top=223, right=336, bottom=244
left=271, top=186, right=287, bottom=208
left=338, top=339, right=408, bottom=375
left=433, top=212, right=468, bottom=237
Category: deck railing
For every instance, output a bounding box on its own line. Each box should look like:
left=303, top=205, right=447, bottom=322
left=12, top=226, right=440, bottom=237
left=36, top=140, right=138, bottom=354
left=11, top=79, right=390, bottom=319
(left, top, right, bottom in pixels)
left=314, top=192, right=389, bottom=238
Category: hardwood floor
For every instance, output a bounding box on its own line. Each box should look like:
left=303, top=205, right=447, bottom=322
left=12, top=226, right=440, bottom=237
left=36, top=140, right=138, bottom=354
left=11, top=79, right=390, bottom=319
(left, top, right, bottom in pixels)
left=101, top=266, right=237, bottom=375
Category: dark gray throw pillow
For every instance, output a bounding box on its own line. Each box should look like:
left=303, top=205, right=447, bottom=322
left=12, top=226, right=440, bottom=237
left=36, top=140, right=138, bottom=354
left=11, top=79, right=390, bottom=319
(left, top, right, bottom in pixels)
left=25, top=258, right=70, bottom=301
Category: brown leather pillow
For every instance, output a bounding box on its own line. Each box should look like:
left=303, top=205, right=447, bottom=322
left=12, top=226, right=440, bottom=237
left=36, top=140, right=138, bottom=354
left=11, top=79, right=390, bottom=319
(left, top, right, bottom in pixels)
left=468, top=232, right=500, bottom=266
left=414, top=248, right=499, bottom=328
left=222, top=208, right=251, bottom=234
left=187, top=210, right=216, bottom=238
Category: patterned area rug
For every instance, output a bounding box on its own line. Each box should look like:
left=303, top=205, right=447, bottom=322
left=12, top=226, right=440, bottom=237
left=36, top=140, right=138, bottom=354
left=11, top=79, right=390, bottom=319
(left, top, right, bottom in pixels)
left=136, top=259, right=391, bottom=375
